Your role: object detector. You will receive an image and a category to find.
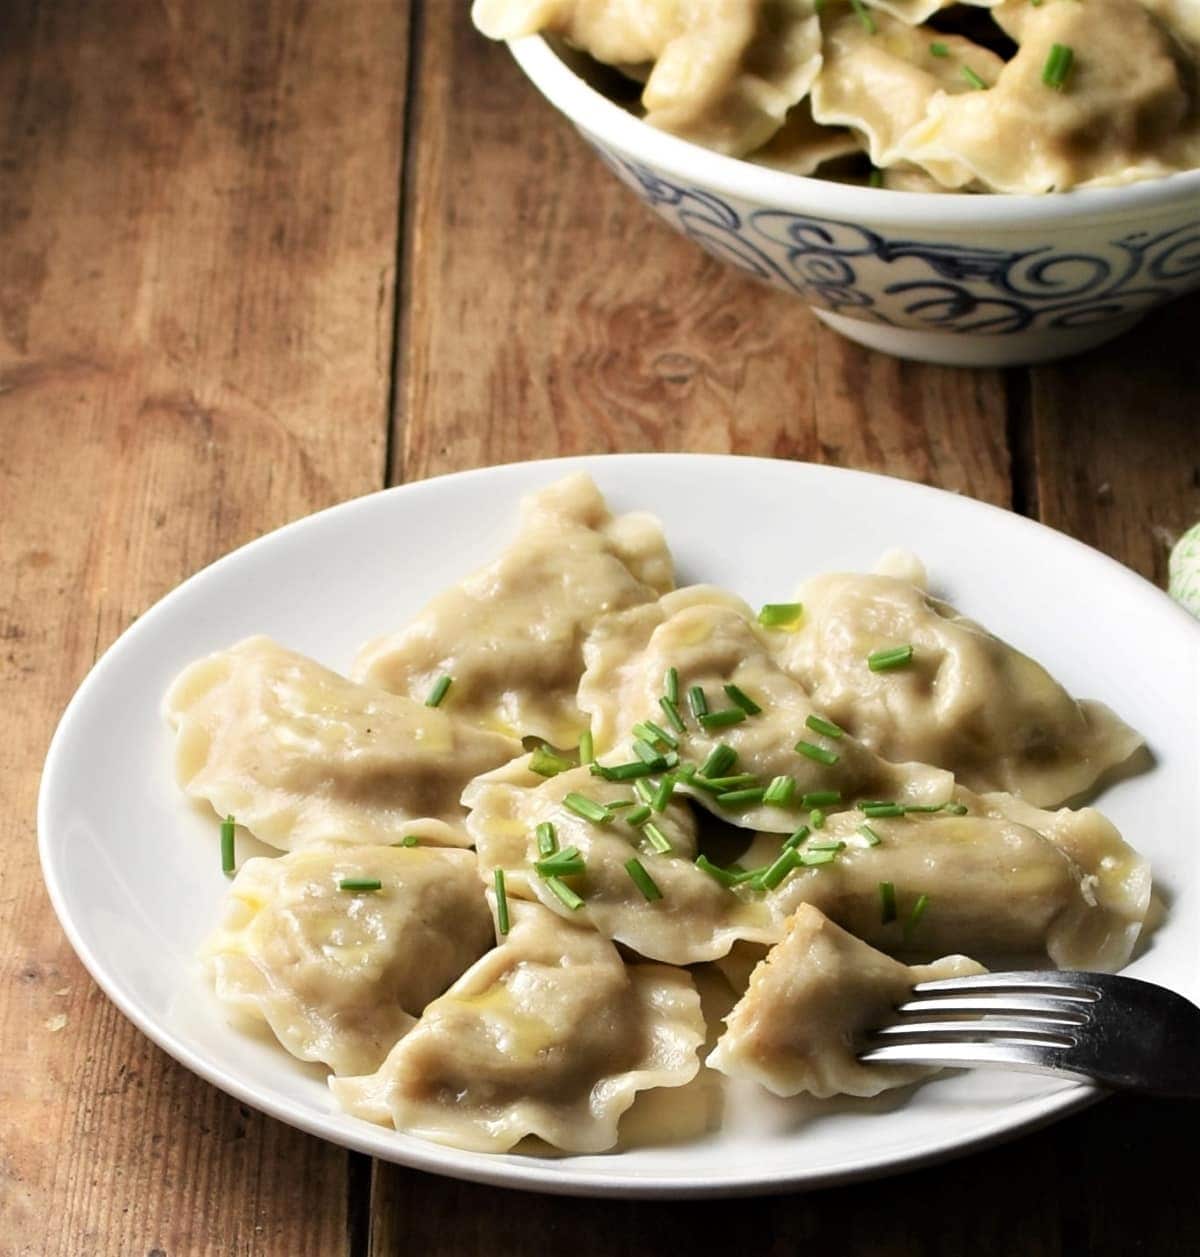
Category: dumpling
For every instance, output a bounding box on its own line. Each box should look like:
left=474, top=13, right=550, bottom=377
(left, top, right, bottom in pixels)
left=707, top=903, right=985, bottom=1098
left=353, top=474, right=674, bottom=748
left=465, top=760, right=781, bottom=963
left=164, top=637, right=518, bottom=849
left=902, top=0, right=1200, bottom=192
left=331, top=900, right=705, bottom=1152
left=772, top=569, right=1143, bottom=807
left=747, top=99, right=861, bottom=175
left=579, top=596, right=954, bottom=833
left=202, top=844, right=494, bottom=1075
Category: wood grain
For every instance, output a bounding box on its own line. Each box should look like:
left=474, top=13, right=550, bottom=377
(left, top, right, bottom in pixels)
left=0, top=0, right=408, bottom=1252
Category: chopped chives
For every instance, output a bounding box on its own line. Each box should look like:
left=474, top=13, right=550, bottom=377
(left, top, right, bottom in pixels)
left=699, top=708, right=746, bottom=730
left=795, top=740, right=840, bottom=766
left=339, top=878, right=382, bottom=892
left=696, top=854, right=739, bottom=888
left=688, top=686, right=709, bottom=719
left=723, top=684, right=762, bottom=716
left=700, top=773, right=759, bottom=790
left=904, top=893, right=931, bottom=940
left=579, top=728, right=594, bottom=765
left=800, top=789, right=842, bottom=809
left=545, top=876, right=584, bottom=911
left=634, top=778, right=656, bottom=806
left=868, top=168, right=884, bottom=189
left=810, top=808, right=827, bottom=830
left=494, top=869, right=510, bottom=935
left=784, top=824, right=811, bottom=850
left=593, top=760, right=659, bottom=781
left=625, top=803, right=652, bottom=827
left=641, top=821, right=672, bottom=854
left=220, top=815, right=236, bottom=875
left=658, top=695, right=686, bottom=734
left=961, top=64, right=988, bottom=90
left=700, top=744, right=737, bottom=779
left=563, top=792, right=611, bottom=824
left=929, top=40, right=949, bottom=57
left=536, top=821, right=558, bottom=856
left=805, top=714, right=844, bottom=740
left=806, top=839, right=845, bottom=852
left=799, top=847, right=838, bottom=867
left=763, top=775, right=796, bottom=807
left=424, top=674, right=452, bottom=707
left=606, top=799, right=635, bottom=810
left=861, top=802, right=904, bottom=818
left=867, top=644, right=914, bottom=672
left=633, top=738, right=668, bottom=768
left=717, top=786, right=767, bottom=807
left=665, top=666, right=679, bottom=704
left=651, top=775, right=676, bottom=813
left=535, top=847, right=586, bottom=878
left=849, top=0, right=876, bottom=33
left=943, top=802, right=969, bottom=816
left=663, top=750, right=679, bottom=769
left=879, top=880, right=897, bottom=924
left=529, top=744, right=573, bottom=778
left=758, top=602, right=804, bottom=629
left=1042, top=42, right=1074, bottom=90
left=639, top=720, right=678, bottom=750
left=899, top=802, right=943, bottom=813
left=399, top=834, right=420, bottom=847
left=624, top=857, right=663, bottom=902
left=758, top=847, right=800, bottom=891
left=858, top=823, right=882, bottom=847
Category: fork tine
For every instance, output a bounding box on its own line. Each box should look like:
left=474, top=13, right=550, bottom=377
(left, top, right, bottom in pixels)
left=867, top=1017, right=1078, bottom=1046
left=895, top=994, right=1093, bottom=1020
left=858, top=1041, right=1089, bottom=1078
left=911, top=971, right=1101, bottom=1000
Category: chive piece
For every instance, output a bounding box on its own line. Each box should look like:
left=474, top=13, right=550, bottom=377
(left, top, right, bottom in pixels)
left=901, top=802, right=945, bottom=813
left=425, top=674, right=452, bottom=707
left=339, top=878, right=382, bottom=892
left=700, top=708, right=746, bottom=730
left=867, top=644, right=915, bottom=672
left=943, top=802, right=969, bottom=816
left=536, top=821, right=558, bottom=856
left=696, top=854, right=739, bottom=888
left=905, top=893, right=931, bottom=940
left=929, top=40, right=949, bottom=57
left=849, top=0, right=876, bottom=33
left=868, top=168, right=884, bottom=189
left=879, top=881, right=898, bottom=924
left=640, top=720, right=678, bottom=750
left=784, top=824, right=811, bottom=850
left=717, top=786, right=767, bottom=807
left=400, top=834, right=420, bottom=848
left=688, top=686, right=709, bottom=719
left=795, top=740, right=840, bottom=766
left=595, top=760, right=660, bottom=781
left=806, top=839, right=846, bottom=852
left=810, top=808, right=827, bottom=830
left=494, top=869, right=510, bottom=935
left=700, top=744, right=737, bottom=779
left=758, top=602, right=804, bottom=629
left=723, top=684, right=762, bottom=716
left=606, top=799, right=635, bottom=811
left=633, top=778, right=656, bottom=806
left=651, top=775, right=676, bottom=813
left=665, top=667, right=679, bottom=704
left=545, top=876, right=584, bottom=911
left=763, top=775, right=796, bottom=807
left=805, top=714, right=844, bottom=740
left=700, top=773, right=759, bottom=790
left=799, top=848, right=838, bottom=867
left=579, top=728, right=594, bottom=765
left=529, top=744, right=573, bottom=778
left=535, top=847, right=586, bottom=878
left=624, top=857, right=663, bottom=902
left=862, top=802, right=904, bottom=818
left=961, top=64, right=987, bottom=90
left=663, top=750, right=679, bottom=769
left=641, top=821, right=672, bottom=854
left=1042, top=42, right=1074, bottom=90
left=800, top=789, right=842, bottom=809
left=633, top=738, right=668, bottom=768
left=563, top=792, right=611, bottom=824
left=658, top=695, right=686, bottom=734
left=758, top=848, right=800, bottom=891
left=625, top=804, right=652, bottom=827
left=859, top=823, right=883, bottom=847
left=220, top=815, right=236, bottom=875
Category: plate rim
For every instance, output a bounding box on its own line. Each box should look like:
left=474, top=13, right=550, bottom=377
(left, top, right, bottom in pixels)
left=37, top=452, right=1194, bottom=1198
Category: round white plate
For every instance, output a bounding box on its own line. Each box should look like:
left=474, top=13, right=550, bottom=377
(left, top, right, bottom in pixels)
left=39, top=454, right=1200, bottom=1198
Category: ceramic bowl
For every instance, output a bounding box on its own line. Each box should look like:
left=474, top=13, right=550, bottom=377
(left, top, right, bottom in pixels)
left=507, top=34, right=1200, bottom=367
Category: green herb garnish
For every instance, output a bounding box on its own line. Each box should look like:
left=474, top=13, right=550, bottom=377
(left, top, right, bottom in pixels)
left=424, top=674, right=452, bottom=707
left=688, top=686, right=709, bottom=719
left=700, top=708, right=747, bottom=730
left=795, top=740, right=840, bottom=766
left=625, top=803, right=652, bottom=827
left=651, top=775, right=676, bottom=813
left=859, top=824, right=883, bottom=847
left=220, top=814, right=236, bottom=876
left=545, top=876, right=584, bottom=911
left=529, top=744, right=573, bottom=778
left=723, top=684, right=762, bottom=716
left=849, top=0, right=877, bottom=33
left=665, top=666, right=680, bottom=704
left=535, top=846, right=585, bottom=878
left=563, top=792, right=611, bottom=824
left=800, top=789, right=842, bottom=808
left=805, top=714, right=844, bottom=740
left=879, top=880, right=898, bottom=924
left=1042, top=42, right=1074, bottom=90
left=758, top=602, right=803, bottom=629
left=339, top=878, right=382, bottom=892
left=494, top=868, right=510, bottom=934
left=763, top=775, right=796, bottom=807
left=641, top=821, right=672, bottom=854
left=624, top=857, right=663, bottom=902
left=578, top=728, right=594, bottom=765
left=658, top=695, right=686, bottom=734
left=783, top=824, right=811, bottom=850
left=536, top=821, right=558, bottom=856
left=717, top=786, right=767, bottom=807
left=929, top=40, right=949, bottom=57
left=700, top=744, right=737, bottom=779
left=961, top=64, right=988, bottom=90
left=861, top=802, right=904, bottom=818
left=757, top=847, right=800, bottom=891
left=905, top=892, right=931, bottom=940
left=867, top=644, right=914, bottom=672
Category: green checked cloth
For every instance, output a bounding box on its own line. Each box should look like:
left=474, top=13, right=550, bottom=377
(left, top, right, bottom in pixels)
left=1169, top=522, right=1200, bottom=619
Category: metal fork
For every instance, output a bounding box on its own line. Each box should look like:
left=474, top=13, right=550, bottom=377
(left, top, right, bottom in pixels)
left=859, top=971, right=1200, bottom=1097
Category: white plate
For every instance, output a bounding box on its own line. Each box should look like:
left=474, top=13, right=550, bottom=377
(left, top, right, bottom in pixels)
left=39, top=454, right=1200, bottom=1198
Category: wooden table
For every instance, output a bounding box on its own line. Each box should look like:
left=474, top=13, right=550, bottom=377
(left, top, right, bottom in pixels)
left=3, top=3, right=1197, bottom=1253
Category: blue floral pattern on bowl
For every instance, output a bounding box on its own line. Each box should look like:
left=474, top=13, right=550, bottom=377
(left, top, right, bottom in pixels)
left=592, top=147, right=1200, bottom=337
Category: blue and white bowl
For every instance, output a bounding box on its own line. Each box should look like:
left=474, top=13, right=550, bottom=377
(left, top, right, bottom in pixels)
left=508, top=34, right=1200, bottom=367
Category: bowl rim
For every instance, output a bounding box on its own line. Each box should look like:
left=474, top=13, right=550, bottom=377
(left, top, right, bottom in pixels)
left=508, top=33, right=1200, bottom=232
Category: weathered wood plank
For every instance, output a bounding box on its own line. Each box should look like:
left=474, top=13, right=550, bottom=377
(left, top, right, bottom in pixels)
left=0, top=0, right=408, bottom=1252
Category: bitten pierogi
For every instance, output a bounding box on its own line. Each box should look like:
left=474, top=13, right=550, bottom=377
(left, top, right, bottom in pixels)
left=167, top=474, right=1152, bottom=1155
